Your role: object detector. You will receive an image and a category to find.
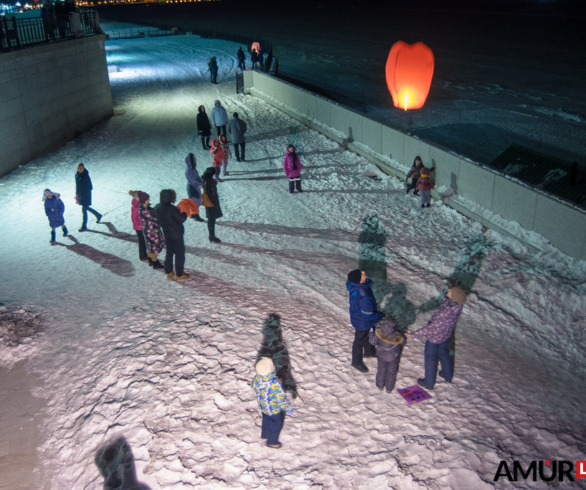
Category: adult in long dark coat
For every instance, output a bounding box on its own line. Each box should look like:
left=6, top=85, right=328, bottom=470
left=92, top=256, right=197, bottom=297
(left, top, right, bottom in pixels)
left=237, top=47, right=245, bottom=71
left=201, top=167, right=223, bottom=243
left=197, top=105, right=212, bottom=150
left=75, top=163, right=102, bottom=232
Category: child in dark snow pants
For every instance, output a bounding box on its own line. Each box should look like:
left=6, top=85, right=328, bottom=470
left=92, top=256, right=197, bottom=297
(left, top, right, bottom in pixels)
left=252, top=357, right=293, bottom=449
left=369, top=320, right=406, bottom=392
left=44, top=189, right=68, bottom=243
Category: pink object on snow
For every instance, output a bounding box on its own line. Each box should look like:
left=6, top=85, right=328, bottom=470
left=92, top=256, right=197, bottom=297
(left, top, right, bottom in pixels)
left=397, top=385, right=432, bottom=405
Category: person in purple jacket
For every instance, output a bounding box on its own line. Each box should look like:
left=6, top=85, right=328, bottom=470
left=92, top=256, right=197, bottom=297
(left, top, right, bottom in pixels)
left=283, top=145, right=303, bottom=194
left=405, top=285, right=467, bottom=389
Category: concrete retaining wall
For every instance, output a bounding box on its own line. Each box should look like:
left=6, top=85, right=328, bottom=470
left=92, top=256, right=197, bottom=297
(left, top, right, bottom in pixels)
left=0, top=34, right=113, bottom=178
left=243, top=70, right=586, bottom=261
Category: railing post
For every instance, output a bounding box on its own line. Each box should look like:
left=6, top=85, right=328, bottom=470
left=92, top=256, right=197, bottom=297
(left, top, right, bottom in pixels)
left=93, top=10, right=103, bottom=34
left=11, top=16, right=20, bottom=48
left=70, top=12, right=84, bottom=38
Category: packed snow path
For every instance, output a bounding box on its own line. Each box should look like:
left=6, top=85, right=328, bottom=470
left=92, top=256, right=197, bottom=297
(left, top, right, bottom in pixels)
left=1, top=32, right=585, bottom=489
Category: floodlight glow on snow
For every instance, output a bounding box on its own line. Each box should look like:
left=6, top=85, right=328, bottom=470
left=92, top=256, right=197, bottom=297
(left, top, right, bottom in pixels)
left=251, top=42, right=260, bottom=53
left=385, top=41, right=434, bottom=111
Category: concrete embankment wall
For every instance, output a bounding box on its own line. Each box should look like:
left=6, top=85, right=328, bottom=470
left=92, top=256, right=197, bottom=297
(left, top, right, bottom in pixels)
left=243, top=70, right=586, bottom=261
left=0, top=34, right=113, bottom=178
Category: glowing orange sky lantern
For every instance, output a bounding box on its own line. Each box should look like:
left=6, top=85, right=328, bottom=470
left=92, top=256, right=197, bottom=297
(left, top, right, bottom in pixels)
left=251, top=42, right=260, bottom=53
left=386, top=41, right=435, bottom=111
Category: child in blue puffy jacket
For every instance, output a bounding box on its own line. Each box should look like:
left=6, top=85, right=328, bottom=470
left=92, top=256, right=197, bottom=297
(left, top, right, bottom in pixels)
left=252, top=357, right=293, bottom=449
left=44, top=189, right=68, bottom=243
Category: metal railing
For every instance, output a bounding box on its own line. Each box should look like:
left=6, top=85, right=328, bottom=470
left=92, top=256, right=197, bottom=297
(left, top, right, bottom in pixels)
left=0, top=10, right=100, bottom=52
left=236, top=72, right=243, bottom=94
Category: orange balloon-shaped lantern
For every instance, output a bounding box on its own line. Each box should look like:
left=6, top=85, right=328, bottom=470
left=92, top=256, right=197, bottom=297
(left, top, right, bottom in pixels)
left=386, top=41, right=434, bottom=111
left=251, top=42, right=260, bottom=53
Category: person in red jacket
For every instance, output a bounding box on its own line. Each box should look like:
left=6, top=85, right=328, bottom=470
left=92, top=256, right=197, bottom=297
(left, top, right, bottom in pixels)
left=415, top=167, right=435, bottom=209
left=210, top=138, right=225, bottom=183
left=283, top=145, right=303, bottom=193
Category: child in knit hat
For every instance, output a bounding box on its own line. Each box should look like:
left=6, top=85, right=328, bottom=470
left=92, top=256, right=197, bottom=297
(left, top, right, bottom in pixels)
left=369, top=319, right=406, bottom=393
left=252, top=357, right=293, bottom=449
left=210, top=138, right=225, bottom=183
left=218, top=134, right=232, bottom=177
left=415, top=167, right=435, bottom=209
left=129, top=191, right=148, bottom=262
left=43, top=189, right=68, bottom=243
left=136, top=191, right=165, bottom=270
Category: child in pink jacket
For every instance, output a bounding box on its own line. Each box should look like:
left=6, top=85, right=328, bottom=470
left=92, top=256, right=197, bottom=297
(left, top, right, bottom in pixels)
left=283, top=145, right=303, bottom=193
left=129, top=191, right=148, bottom=262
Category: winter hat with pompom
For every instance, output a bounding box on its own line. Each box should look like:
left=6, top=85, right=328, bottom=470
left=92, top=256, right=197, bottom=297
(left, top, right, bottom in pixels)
left=137, top=191, right=150, bottom=204
left=256, top=357, right=274, bottom=376
left=449, top=286, right=467, bottom=305
left=348, top=269, right=362, bottom=284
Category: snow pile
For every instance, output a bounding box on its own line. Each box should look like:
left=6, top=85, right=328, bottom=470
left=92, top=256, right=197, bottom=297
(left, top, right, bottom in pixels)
left=1, top=33, right=585, bottom=489
left=0, top=306, right=43, bottom=369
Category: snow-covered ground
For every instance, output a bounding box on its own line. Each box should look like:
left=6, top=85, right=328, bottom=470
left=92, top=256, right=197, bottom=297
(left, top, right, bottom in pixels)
left=1, top=29, right=586, bottom=489
left=98, top=6, right=586, bottom=167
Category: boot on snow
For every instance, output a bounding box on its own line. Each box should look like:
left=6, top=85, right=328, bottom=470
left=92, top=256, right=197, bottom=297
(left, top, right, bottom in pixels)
left=191, top=214, right=205, bottom=222
left=62, top=226, right=68, bottom=237
left=289, top=180, right=295, bottom=194
left=166, top=272, right=174, bottom=280
left=50, top=230, right=56, bottom=243
left=176, top=274, right=190, bottom=281
left=295, top=179, right=303, bottom=193
left=152, top=260, right=164, bottom=270
left=96, top=213, right=103, bottom=223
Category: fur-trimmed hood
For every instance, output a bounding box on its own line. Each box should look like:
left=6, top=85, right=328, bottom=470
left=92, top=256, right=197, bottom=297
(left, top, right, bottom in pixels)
left=375, top=328, right=404, bottom=345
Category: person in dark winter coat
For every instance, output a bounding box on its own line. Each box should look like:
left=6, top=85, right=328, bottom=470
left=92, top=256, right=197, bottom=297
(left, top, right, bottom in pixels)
left=154, top=189, right=189, bottom=281
left=406, top=285, right=467, bottom=389
left=75, top=163, right=102, bottom=232
left=258, top=49, right=264, bottom=69
left=196, top=105, right=212, bottom=150
left=406, top=156, right=434, bottom=196
left=415, top=167, right=435, bottom=208
left=137, top=192, right=164, bottom=269
left=44, top=189, right=68, bottom=243
left=283, top=145, right=303, bottom=193
left=369, top=320, right=406, bottom=392
left=347, top=269, right=384, bottom=373
left=208, top=56, right=218, bottom=84
left=210, top=101, right=229, bottom=137
left=228, top=112, right=247, bottom=162
left=251, top=49, right=258, bottom=69
left=237, top=47, right=246, bottom=71
left=185, top=153, right=205, bottom=222
left=129, top=191, right=148, bottom=262
left=201, top=167, right=223, bottom=243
